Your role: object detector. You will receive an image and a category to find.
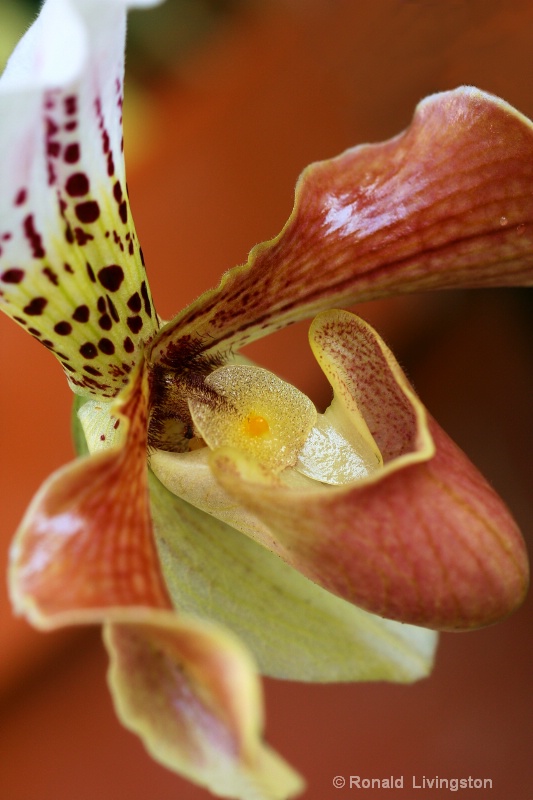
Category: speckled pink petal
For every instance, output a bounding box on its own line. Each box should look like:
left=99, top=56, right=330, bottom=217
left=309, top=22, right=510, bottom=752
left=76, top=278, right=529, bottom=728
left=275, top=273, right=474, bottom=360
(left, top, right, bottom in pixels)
left=0, top=0, right=160, bottom=398
left=105, top=609, right=303, bottom=800
left=150, top=87, right=533, bottom=368
left=9, top=363, right=170, bottom=627
left=209, top=311, right=529, bottom=631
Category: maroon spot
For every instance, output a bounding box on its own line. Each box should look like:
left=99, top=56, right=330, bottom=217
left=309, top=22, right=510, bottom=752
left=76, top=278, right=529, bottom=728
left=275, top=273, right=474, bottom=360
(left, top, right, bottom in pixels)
left=1, top=268, right=24, bottom=283
left=28, top=327, right=41, bottom=336
left=127, top=316, right=143, bottom=334
left=47, top=162, right=57, bottom=186
left=107, top=297, right=119, bottom=322
left=98, top=265, right=124, bottom=292
left=100, top=434, right=106, bottom=441
left=65, top=95, right=77, bottom=115
left=75, top=201, right=100, bottom=223
left=119, top=201, right=128, bottom=224
left=64, top=121, right=77, bottom=132
left=123, top=337, right=134, bottom=353
left=63, top=363, right=76, bottom=373
left=107, top=152, right=115, bottom=177
left=42, top=340, right=54, bottom=349
left=141, top=281, right=152, bottom=317
left=66, top=173, right=90, bottom=197
left=98, top=314, right=112, bottom=331
left=47, top=141, right=61, bottom=157
left=65, top=226, right=74, bottom=244
left=15, top=189, right=27, bottom=206
left=84, top=365, right=103, bottom=377
left=122, top=363, right=132, bottom=374
left=46, top=118, right=59, bottom=136
left=127, top=292, right=141, bottom=313
left=23, top=215, right=46, bottom=258
left=64, top=263, right=74, bottom=274
left=113, top=181, right=122, bottom=202
left=102, top=130, right=110, bottom=154
left=139, top=247, right=145, bottom=267
left=54, top=321, right=72, bottom=335
left=73, top=305, right=90, bottom=323
left=2, top=233, right=12, bottom=241
left=64, top=143, right=80, bottom=164
left=24, top=297, right=48, bottom=316
left=86, top=263, right=96, bottom=283
left=13, top=316, right=27, bottom=325
left=97, top=298, right=106, bottom=313
left=98, top=338, right=115, bottom=355
left=114, top=419, right=121, bottom=429
left=128, top=240, right=134, bottom=256
left=74, top=228, right=94, bottom=246
left=43, top=267, right=59, bottom=285
left=80, top=342, right=98, bottom=359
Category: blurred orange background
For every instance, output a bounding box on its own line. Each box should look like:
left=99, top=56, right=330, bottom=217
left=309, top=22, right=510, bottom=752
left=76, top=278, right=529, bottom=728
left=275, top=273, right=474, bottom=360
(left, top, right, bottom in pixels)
left=1, top=1, right=532, bottom=798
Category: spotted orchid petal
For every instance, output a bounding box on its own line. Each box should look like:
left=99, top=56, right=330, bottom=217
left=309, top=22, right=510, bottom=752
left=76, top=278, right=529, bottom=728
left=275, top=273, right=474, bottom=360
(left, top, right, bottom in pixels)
left=149, top=87, right=533, bottom=369
left=197, top=311, right=528, bottom=631
left=105, top=609, right=303, bottom=800
left=0, top=0, right=160, bottom=399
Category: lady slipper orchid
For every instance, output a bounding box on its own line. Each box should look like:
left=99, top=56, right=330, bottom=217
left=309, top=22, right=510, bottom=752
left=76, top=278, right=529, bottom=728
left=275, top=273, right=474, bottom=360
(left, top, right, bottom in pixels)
left=1, top=0, right=531, bottom=797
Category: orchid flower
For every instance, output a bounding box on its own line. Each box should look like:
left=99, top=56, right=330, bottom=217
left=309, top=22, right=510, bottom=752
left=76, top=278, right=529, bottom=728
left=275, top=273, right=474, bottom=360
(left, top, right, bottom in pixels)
left=1, top=0, right=531, bottom=798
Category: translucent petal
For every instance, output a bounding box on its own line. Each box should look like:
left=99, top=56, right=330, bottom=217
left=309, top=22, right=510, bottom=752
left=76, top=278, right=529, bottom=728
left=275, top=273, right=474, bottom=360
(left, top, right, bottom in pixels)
left=296, top=412, right=382, bottom=485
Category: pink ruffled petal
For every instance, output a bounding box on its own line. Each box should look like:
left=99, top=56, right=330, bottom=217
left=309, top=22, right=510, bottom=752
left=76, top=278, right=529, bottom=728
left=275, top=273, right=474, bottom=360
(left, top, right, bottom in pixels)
left=150, top=87, right=533, bottom=369
left=209, top=311, right=528, bottom=631
left=9, top=363, right=170, bottom=627
left=105, top=609, right=304, bottom=800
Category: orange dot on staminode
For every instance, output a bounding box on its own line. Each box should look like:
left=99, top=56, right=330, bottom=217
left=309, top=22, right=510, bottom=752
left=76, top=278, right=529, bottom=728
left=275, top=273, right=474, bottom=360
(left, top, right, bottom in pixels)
left=243, top=414, right=270, bottom=437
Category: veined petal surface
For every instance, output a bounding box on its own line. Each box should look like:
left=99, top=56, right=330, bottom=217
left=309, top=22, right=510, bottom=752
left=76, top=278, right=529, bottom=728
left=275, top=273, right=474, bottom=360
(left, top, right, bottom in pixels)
left=9, top=362, right=171, bottom=627
left=0, top=0, right=160, bottom=398
left=208, top=312, right=528, bottom=631
left=150, top=87, right=533, bottom=367
left=105, top=609, right=304, bottom=800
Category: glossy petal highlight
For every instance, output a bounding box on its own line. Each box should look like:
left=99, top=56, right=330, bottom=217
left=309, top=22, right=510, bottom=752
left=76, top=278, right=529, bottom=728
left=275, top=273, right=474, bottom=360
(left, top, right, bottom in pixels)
left=208, top=312, right=528, bottom=630
left=150, top=87, right=533, bottom=368
left=0, top=0, right=159, bottom=397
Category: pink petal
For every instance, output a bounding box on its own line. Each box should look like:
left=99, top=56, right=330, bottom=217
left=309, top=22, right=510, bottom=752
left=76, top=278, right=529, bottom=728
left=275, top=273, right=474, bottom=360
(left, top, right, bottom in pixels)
left=209, top=312, right=528, bottom=631
left=9, top=363, right=170, bottom=627
left=105, top=609, right=304, bottom=799
left=150, top=87, right=533, bottom=367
